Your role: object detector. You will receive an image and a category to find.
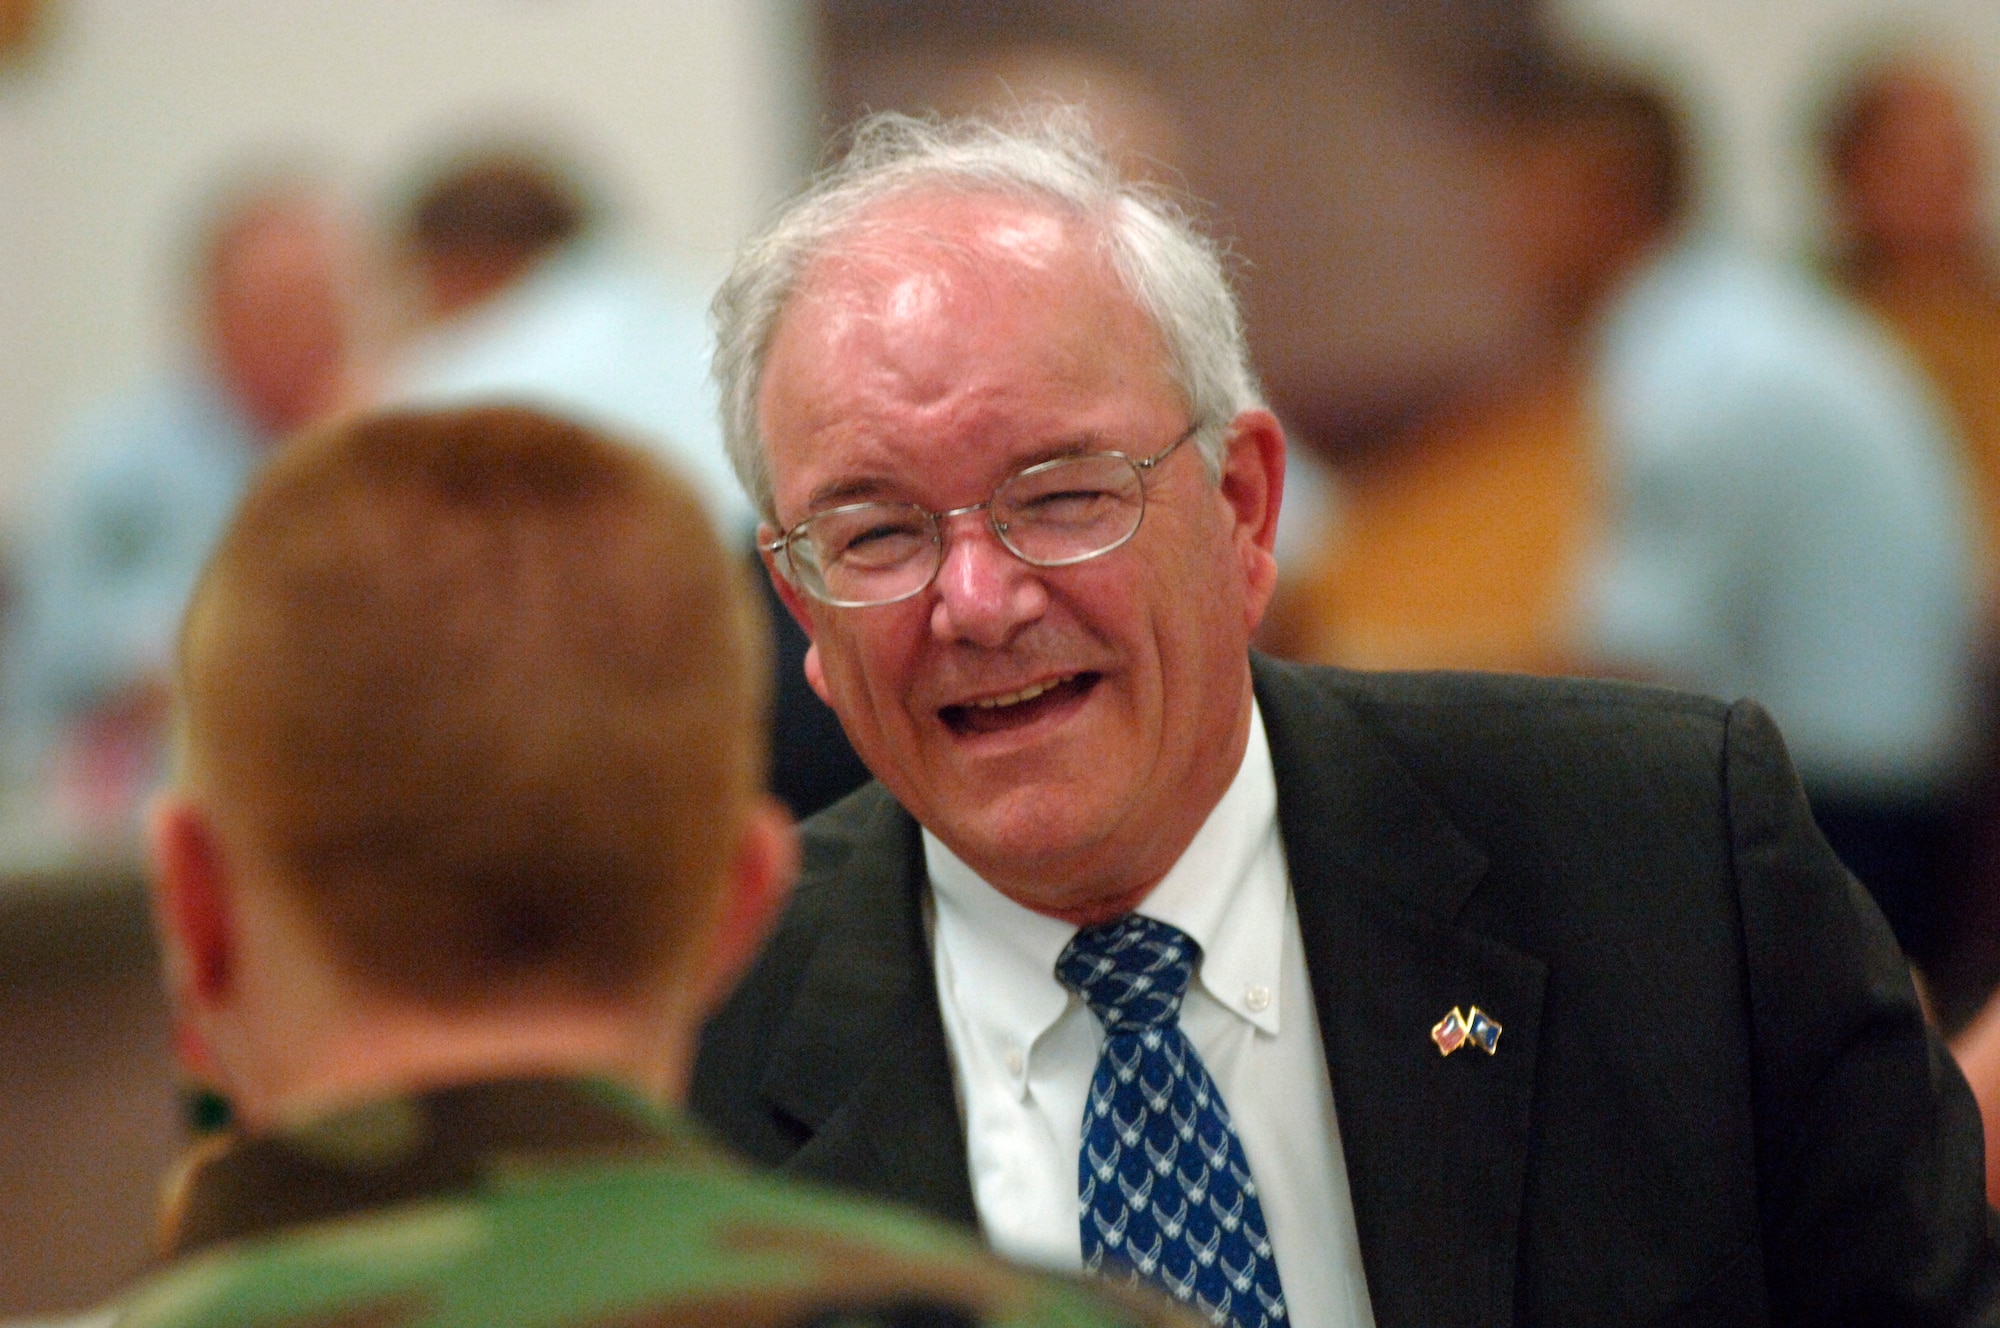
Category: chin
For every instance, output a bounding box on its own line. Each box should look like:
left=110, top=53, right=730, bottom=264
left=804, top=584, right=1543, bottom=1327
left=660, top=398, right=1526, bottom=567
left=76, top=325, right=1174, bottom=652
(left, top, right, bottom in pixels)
left=934, top=778, right=1121, bottom=884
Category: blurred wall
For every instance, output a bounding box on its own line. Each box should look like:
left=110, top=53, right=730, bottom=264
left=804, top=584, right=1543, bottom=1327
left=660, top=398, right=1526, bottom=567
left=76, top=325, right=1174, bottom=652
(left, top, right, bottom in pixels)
left=1554, top=0, right=2000, bottom=254
left=0, top=0, right=812, bottom=524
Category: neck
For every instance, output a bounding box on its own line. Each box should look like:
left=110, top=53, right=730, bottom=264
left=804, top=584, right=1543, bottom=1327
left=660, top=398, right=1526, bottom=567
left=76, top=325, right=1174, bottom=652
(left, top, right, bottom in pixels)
left=231, top=1000, right=687, bottom=1132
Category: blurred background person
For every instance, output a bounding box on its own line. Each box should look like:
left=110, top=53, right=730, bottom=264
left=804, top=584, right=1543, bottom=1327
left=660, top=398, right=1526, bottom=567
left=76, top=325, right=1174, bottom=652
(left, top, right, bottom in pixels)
left=382, top=142, right=754, bottom=542
left=1820, top=48, right=2000, bottom=618
left=1573, top=66, right=1980, bottom=970
left=1265, top=53, right=1981, bottom=966
left=1816, top=48, right=2000, bottom=1028
left=1, top=177, right=364, bottom=843
left=380, top=142, right=870, bottom=820
left=1257, top=71, right=1633, bottom=674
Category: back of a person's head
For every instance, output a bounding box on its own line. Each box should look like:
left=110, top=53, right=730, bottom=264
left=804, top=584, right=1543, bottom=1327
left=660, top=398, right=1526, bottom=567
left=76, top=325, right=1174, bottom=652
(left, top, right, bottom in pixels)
left=174, top=405, right=767, bottom=1007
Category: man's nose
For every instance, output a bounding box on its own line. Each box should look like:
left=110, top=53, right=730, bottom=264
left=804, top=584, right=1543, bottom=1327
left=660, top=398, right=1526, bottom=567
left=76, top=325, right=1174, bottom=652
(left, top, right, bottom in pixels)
left=929, top=511, right=1048, bottom=648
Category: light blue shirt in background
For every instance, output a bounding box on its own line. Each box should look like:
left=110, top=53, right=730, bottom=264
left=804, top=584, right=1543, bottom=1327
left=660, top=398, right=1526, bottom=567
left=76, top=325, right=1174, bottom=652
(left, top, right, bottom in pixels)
left=385, top=242, right=755, bottom=543
left=1584, top=240, right=1981, bottom=798
left=3, top=371, right=261, bottom=774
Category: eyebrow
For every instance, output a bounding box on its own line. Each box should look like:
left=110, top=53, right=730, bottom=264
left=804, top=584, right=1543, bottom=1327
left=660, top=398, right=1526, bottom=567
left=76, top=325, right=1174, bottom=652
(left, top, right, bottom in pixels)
left=801, top=435, right=1107, bottom=515
left=806, top=476, right=897, bottom=510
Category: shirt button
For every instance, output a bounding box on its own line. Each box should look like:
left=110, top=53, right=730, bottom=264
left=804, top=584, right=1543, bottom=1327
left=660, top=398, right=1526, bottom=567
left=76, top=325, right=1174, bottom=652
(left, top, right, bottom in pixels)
left=1004, top=1046, right=1026, bottom=1077
left=1245, top=984, right=1272, bottom=1013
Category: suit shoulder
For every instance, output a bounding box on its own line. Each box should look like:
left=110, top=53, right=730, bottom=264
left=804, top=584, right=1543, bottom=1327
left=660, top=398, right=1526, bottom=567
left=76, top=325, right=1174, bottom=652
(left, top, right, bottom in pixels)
left=691, top=778, right=924, bottom=1162
left=1254, top=656, right=1733, bottom=753
left=1255, top=653, right=1726, bottom=721
left=1249, top=658, right=1765, bottom=845
left=789, top=780, right=912, bottom=910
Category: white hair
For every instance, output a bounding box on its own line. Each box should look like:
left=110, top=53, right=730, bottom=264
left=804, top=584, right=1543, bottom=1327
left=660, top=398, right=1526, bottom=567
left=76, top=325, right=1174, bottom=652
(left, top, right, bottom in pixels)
left=711, top=108, right=1266, bottom=523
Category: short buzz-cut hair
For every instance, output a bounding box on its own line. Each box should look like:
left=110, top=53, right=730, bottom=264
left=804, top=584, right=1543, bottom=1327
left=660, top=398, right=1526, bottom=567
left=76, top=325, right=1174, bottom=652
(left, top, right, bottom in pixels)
left=711, top=108, right=1265, bottom=523
left=174, top=406, right=768, bottom=1006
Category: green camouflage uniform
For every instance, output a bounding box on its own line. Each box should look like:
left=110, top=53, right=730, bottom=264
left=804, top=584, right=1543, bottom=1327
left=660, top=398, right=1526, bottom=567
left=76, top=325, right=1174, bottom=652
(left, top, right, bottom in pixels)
left=118, top=1078, right=1189, bottom=1328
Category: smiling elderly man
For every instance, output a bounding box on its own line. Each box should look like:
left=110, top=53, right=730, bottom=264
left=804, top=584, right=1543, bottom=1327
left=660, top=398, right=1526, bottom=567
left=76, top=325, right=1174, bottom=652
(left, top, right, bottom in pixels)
left=691, top=113, right=2000, bottom=1328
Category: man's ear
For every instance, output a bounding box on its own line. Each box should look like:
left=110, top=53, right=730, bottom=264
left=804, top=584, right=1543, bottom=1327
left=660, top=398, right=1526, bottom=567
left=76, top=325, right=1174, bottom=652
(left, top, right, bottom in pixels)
left=759, top=531, right=834, bottom=708
left=1217, top=409, right=1286, bottom=632
left=692, top=795, right=799, bottom=1016
left=759, top=529, right=816, bottom=640
left=148, top=795, right=238, bottom=1031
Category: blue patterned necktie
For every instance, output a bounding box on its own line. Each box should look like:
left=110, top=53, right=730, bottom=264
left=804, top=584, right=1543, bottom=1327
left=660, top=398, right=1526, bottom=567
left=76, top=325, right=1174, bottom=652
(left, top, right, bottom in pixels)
left=1057, top=914, right=1289, bottom=1328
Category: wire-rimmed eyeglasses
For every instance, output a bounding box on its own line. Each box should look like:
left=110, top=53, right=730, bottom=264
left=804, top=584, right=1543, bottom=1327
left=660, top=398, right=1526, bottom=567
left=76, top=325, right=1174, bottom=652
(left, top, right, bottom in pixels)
left=764, top=421, right=1206, bottom=608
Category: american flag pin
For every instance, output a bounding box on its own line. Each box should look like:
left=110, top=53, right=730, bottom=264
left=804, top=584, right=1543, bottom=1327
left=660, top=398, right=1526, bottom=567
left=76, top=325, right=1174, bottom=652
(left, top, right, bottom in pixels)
left=1431, top=1006, right=1469, bottom=1056
left=1466, top=1006, right=1502, bottom=1054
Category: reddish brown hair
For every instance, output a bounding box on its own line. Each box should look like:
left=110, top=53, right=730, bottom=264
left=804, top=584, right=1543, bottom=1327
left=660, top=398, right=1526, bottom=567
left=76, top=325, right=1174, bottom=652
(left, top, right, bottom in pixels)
left=176, top=406, right=767, bottom=1005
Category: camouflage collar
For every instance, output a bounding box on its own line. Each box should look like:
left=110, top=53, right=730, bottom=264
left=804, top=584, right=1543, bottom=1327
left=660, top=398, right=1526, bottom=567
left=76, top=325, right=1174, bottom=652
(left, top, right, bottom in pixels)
left=157, top=1077, right=709, bottom=1262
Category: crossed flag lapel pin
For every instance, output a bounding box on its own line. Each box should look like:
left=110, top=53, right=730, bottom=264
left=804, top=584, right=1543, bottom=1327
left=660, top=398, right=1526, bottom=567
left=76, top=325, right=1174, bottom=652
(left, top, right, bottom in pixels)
left=1431, top=1005, right=1501, bottom=1056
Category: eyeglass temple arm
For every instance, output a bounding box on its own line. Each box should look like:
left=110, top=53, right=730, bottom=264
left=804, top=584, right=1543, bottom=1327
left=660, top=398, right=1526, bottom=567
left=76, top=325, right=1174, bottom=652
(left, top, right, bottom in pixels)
left=1135, top=420, right=1205, bottom=473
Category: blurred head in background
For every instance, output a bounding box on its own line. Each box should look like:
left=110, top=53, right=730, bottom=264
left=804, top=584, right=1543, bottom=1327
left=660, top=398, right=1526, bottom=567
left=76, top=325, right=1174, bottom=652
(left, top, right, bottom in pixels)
left=193, top=184, right=361, bottom=443
left=1487, top=64, right=1691, bottom=335
left=1822, top=53, right=1990, bottom=279
left=398, top=147, right=595, bottom=324
left=151, top=405, right=789, bottom=1126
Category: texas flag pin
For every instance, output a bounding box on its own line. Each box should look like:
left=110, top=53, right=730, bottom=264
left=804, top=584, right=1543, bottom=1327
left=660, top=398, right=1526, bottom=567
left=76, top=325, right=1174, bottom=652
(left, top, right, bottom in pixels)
left=1466, top=1006, right=1502, bottom=1054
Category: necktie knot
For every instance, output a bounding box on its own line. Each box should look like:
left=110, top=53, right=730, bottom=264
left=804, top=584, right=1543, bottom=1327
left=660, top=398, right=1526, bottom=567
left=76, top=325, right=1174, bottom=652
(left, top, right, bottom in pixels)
left=1057, top=914, right=1199, bottom=1034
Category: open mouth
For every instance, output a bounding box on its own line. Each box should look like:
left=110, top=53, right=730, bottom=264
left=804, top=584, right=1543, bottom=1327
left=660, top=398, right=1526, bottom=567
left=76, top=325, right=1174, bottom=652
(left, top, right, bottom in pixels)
left=940, top=672, right=1100, bottom=736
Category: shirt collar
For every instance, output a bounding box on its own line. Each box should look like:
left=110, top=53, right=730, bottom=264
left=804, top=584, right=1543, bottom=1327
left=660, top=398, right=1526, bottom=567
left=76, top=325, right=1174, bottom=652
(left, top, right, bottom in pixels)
left=925, top=698, right=1287, bottom=1063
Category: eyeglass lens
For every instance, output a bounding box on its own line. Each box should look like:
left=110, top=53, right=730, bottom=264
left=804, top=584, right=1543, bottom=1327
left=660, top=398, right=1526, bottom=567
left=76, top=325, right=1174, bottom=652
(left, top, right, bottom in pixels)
left=792, top=452, right=1147, bottom=606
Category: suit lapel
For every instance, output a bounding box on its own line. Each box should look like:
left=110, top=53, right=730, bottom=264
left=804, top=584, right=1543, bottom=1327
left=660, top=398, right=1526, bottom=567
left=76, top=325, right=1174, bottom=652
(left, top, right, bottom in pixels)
left=751, top=661, right=1549, bottom=1313
left=1254, top=658, right=1547, bottom=1328
left=757, top=788, right=978, bottom=1227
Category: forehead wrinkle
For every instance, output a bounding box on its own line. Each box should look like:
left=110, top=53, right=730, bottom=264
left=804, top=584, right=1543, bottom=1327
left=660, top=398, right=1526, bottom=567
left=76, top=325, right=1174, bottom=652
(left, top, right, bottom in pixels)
left=793, top=208, right=1148, bottom=384
left=838, top=186, right=1087, bottom=266
left=786, top=249, right=1053, bottom=421
left=779, top=271, right=983, bottom=425
left=762, top=192, right=1187, bottom=514
left=794, top=192, right=1100, bottom=333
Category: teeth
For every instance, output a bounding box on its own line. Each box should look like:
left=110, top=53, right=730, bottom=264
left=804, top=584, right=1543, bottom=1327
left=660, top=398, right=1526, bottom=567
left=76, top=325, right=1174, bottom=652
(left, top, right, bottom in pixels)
left=969, top=675, right=1071, bottom=709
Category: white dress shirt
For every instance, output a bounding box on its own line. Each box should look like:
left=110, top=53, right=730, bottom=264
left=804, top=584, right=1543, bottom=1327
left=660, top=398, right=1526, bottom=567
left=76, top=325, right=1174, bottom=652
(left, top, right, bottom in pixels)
left=925, top=701, right=1376, bottom=1328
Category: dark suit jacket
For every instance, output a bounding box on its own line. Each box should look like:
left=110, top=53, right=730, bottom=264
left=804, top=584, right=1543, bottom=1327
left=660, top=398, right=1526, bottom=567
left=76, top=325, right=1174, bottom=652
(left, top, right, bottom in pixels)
left=694, top=658, right=2000, bottom=1326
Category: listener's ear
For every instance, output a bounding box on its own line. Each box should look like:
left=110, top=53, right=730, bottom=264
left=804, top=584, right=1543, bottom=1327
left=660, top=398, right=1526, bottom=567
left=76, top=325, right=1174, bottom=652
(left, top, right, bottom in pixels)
left=148, top=796, right=238, bottom=1044
left=694, top=795, right=799, bottom=1015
